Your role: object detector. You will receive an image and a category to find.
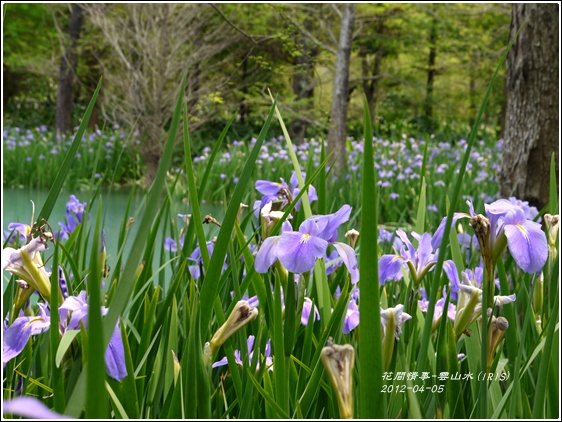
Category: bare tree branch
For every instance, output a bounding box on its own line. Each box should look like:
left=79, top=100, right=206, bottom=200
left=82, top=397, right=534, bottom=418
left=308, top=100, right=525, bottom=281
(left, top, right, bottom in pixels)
left=83, top=3, right=244, bottom=184
left=210, top=3, right=257, bottom=44
left=271, top=4, right=338, bottom=55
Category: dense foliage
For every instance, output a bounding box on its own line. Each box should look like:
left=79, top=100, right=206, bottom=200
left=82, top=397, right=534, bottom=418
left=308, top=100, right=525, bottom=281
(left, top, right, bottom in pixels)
left=3, top=3, right=510, bottom=143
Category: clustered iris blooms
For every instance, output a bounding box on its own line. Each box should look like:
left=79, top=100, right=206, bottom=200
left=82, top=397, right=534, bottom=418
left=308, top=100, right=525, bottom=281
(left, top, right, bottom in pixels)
left=253, top=170, right=318, bottom=216
left=378, top=229, right=438, bottom=285
left=3, top=290, right=128, bottom=381
left=2, top=212, right=127, bottom=382
left=433, top=198, right=548, bottom=274
left=58, top=195, right=88, bottom=240
left=255, top=204, right=359, bottom=283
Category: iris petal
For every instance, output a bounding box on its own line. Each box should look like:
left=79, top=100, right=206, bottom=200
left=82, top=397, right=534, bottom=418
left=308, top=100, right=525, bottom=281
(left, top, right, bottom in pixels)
left=3, top=315, right=50, bottom=365
left=255, top=236, right=282, bottom=273
left=416, top=233, right=435, bottom=270
left=443, top=260, right=460, bottom=301
left=332, top=242, right=359, bottom=284
left=378, top=254, right=406, bottom=285
left=277, top=232, right=328, bottom=274
left=431, top=213, right=470, bottom=250
left=105, top=323, right=128, bottom=381
left=504, top=220, right=548, bottom=273
left=255, top=180, right=285, bottom=196
left=315, top=205, right=351, bottom=242
left=3, top=318, right=34, bottom=364
left=3, top=396, right=70, bottom=419
left=343, top=299, right=360, bottom=334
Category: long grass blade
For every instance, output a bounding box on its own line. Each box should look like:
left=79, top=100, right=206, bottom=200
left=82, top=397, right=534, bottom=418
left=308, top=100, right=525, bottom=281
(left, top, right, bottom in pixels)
left=85, top=199, right=108, bottom=418
left=37, top=79, right=101, bottom=222
left=49, top=242, right=65, bottom=412
left=358, top=96, right=385, bottom=418
left=198, top=101, right=276, bottom=335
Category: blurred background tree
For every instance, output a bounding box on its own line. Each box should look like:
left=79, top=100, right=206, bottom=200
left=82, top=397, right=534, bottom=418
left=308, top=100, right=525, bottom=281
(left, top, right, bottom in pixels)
left=3, top=3, right=516, bottom=179
left=499, top=3, right=559, bottom=210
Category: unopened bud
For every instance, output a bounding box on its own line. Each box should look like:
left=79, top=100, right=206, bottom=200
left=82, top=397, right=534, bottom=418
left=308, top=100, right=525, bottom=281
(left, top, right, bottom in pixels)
left=320, top=338, right=355, bottom=419
left=487, top=315, right=509, bottom=371
left=470, top=214, right=491, bottom=260
left=345, top=229, right=360, bottom=249
left=171, top=350, right=181, bottom=385
left=532, top=272, right=544, bottom=321
left=544, top=213, right=559, bottom=255
left=16, top=279, right=29, bottom=290
left=237, top=203, right=249, bottom=224
left=208, top=300, right=258, bottom=355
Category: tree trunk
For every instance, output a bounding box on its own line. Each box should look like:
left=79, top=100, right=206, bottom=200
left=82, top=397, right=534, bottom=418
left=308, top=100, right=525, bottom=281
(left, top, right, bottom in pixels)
left=468, top=57, right=477, bottom=126
left=424, top=8, right=438, bottom=121
left=360, top=39, right=384, bottom=128
left=289, top=18, right=317, bottom=144
left=327, top=3, right=356, bottom=177
left=55, top=4, right=84, bottom=136
left=239, top=59, right=249, bottom=125
left=500, top=3, right=559, bottom=210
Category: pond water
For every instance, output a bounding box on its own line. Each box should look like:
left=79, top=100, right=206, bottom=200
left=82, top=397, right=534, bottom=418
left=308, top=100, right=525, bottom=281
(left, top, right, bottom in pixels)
left=2, top=187, right=226, bottom=280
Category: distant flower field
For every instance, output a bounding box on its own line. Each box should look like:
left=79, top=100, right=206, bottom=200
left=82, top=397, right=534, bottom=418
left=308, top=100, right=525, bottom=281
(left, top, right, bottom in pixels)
left=3, top=125, right=143, bottom=190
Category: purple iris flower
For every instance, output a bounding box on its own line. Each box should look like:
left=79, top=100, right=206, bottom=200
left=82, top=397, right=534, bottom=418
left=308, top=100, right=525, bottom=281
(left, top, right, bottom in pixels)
left=378, top=229, right=437, bottom=285
left=254, top=171, right=318, bottom=217
left=439, top=199, right=548, bottom=274
left=442, top=260, right=462, bottom=301
left=289, top=171, right=318, bottom=211
left=58, top=195, right=88, bottom=239
left=255, top=205, right=359, bottom=282
left=255, top=178, right=288, bottom=197
left=3, top=303, right=51, bottom=366
left=378, top=228, right=404, bottom=252
left=58, top=291, right=127, bottom=381
left=432, top=210, right=470, bottom=251
left=485, top=199, right=548, bottom=273
left=164, top=235, right=185, bottom=252
left=277, top=218, right=329, bottom=274
left=212, top=335, right=273, bottom=371
left=343, top=299, right=360, bottom=334
left=301, top=297, right=320, bottom=325
left=3, top=291, right=127, bottom=381
left=5, top=222, right=32, bottom=244
left=188, top=241, right=228, bottom=280
left=418, top=287, right=457, bottom=328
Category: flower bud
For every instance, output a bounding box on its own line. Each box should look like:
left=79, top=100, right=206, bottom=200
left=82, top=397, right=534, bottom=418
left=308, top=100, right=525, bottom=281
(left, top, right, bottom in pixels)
left=487, top=314, right=509, bottom=371
left=237, top=203, right=249, bottom=224
left=345, top=229, right=360, bottom=249
left=171, top=350, right=181, bottom=385
left=208, top=300, right=258, bottom=357
left=544, top=213, right=559, bottom=256
left=320, top=338, right=355, bottom=419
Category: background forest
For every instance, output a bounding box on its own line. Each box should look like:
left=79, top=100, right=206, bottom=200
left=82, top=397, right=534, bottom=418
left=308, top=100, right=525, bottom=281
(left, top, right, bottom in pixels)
left=4, top=3, right=510, bottom=158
